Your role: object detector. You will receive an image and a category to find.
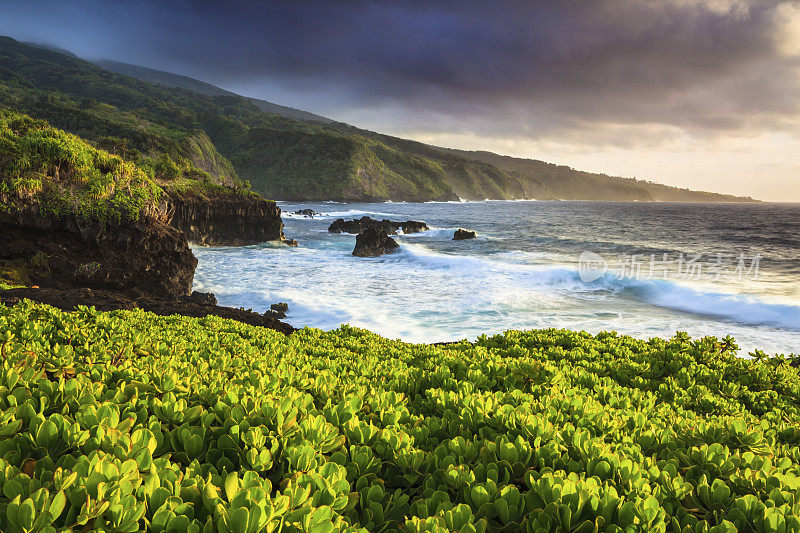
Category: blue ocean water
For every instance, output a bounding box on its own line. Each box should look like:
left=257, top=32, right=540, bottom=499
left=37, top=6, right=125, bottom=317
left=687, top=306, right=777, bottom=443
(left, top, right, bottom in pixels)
left=193, top=201, right=800, bottom=355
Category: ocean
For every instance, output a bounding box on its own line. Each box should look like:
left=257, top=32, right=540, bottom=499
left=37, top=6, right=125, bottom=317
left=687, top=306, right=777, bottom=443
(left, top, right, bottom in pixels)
left=192, top=201, right=800, bottom=355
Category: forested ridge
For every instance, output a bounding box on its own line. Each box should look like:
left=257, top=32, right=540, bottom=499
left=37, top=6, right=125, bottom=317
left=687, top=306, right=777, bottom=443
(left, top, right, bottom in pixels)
left=0, top=37, right=757, bottom=203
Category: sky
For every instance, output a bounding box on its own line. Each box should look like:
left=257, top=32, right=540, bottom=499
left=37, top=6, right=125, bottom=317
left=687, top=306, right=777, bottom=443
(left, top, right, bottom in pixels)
left=1, top=0, right=799, bottom=201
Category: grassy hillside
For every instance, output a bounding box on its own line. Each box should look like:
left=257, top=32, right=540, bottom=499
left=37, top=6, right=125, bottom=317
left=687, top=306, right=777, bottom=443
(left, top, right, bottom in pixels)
left=0, top=109, right=162, bottom=222
left=0, top=37, right=758, bottom=202
left=0, top=299, right=797, bottom=531
left=91, top=54, right=760, bottom=204
left=0, top=38, right=248, bottom=188
left=0, top=109, right=255, bottom=223
left=0, top=37, right=463, bottom=202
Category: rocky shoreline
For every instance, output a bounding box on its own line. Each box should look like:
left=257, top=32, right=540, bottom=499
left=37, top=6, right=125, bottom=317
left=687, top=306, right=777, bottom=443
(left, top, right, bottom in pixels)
left=0, top=193, right=296, bottom=333
left=0, top=208, right=196, bottom=297
left=167, top=193, right=295, bottom=246
left=0, top=287, right=294, bottom=334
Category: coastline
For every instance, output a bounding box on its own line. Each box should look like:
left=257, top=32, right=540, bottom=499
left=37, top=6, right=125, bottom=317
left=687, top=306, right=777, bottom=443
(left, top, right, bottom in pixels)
left=197, top=200, right=800, bottom=356
left=1, top=11, right=798, bottom=531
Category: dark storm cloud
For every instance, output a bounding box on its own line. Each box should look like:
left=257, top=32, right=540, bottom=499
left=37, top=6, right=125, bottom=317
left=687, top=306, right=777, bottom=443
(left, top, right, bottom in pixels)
left=1, top=0, right=799, bottom=142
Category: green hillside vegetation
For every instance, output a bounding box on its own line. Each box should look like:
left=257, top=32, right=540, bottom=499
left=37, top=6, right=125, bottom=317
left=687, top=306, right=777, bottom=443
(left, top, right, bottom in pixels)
left=93, top=59, right=334, bottom=125
left=0, top=109, right=161, bottom=222
left=0, top=109, right=254, bottom=223
left=334, top=127, right=552, bottom=201
left=0, top=37, right=758, bottom=202
left=444, top=150, right=755, bottom=203
left=0, top=38, right=248, bottom=189
left=0, top=300, right=798, bottom=532
left=0, top=37, right=455, bottom=202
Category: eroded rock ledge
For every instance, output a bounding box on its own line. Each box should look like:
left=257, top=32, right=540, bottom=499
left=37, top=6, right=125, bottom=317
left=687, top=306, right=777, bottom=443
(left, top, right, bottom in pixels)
left=0, top=208, right=196, bottom=297
left=167, top=193, right=292, bottom=246
left=1, top=192, right=294, bottom=299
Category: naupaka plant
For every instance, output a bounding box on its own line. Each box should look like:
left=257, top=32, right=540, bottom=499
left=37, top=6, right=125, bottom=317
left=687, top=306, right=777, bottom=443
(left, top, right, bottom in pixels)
left=0, top=300, right=798, bottom=532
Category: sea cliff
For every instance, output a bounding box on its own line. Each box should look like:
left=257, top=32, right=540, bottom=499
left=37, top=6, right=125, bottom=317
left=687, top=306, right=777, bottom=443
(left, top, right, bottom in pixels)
left=0, top=109, right=290, bottom=302
left=166, top=192, right=288, bottom=246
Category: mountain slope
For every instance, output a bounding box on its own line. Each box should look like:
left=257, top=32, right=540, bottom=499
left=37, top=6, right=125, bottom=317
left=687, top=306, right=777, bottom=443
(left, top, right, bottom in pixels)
left=0, top=37, right=758, bottom=202
left=0, top=37, right=463, bottom=201
left=93, top=59, right=335, bottom=124
left=443, top=149, right=755, bottom=202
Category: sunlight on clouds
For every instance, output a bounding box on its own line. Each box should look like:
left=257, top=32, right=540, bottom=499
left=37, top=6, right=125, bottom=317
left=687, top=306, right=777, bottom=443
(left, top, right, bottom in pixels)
left=771, top=2, right=800, bottom=57
left=664, top=0, right=751, bottom=17
left=407, top=130, right=800, bottom=202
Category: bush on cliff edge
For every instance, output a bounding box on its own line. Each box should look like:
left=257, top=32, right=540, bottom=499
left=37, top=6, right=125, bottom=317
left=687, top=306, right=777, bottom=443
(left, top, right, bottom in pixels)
left=0, top=109, right=163, bottom=223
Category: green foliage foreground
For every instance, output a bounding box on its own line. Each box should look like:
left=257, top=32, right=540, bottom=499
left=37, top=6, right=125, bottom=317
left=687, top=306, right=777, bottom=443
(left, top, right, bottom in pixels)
left=0, top=301, right=799, bottom=532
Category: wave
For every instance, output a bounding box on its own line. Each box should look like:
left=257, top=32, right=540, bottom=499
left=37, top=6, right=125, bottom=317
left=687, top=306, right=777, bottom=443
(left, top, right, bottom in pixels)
left=424, top=199, right=467, bottom=204
left=228, top=238, right=800, bottom=334
left=393, top=243, right=800, bottom=330
left=396, top=227, right=454, bottom=238
left=483, top=198, right=539, bottom=202
left=283, top=209, right=397, bottom=220
left=394, top=243, right=612, bottom=290
left=422, top=198, right=538, bottom=204
left=631, top=280, right=800, bottom=331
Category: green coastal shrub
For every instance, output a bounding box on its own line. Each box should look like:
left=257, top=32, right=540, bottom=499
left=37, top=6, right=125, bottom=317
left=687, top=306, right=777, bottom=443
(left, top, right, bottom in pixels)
left=0, top=110, right=162, bottom=222
left=0, top=110, right=260, bottom=222
left=149, top=154, right=181, bottom=181
left=0, top=300, right=798, bottom=532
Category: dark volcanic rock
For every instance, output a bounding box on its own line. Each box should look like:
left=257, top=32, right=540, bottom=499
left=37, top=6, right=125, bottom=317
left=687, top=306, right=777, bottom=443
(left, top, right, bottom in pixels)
left=0, top=191, right=295, bottom=300
left=0, top=287, right=295, bottom=334
left=270, top=302, right=289, bottom=313
left=293, top=209, right=318, bottom=218
left=270, top=302, right=289, bottom=318
left=352, top=227, right=399, bottom=257
left=189, top=290, right=217, bottom=306
left=453, top=229, right=477, bottom=240
left=0, top=209, right=196, bottom=297
left=330, top=217, right=396, bottom=234
left=329, top=216, right=428, bottom=235
left=167, top=193, right=292, bottom=246
left=400, top=221, right=428, bottom=234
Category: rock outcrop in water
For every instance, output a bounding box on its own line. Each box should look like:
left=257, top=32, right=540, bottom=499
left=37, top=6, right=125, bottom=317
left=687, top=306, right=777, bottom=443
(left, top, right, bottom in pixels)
left=352, top=227, right=399, bottom=257
left=400, top=220, right=429, bottom=234
left=453, top=229, right=477, bottom=240
left=329, top=216, right=428, bottom=235
left=270, top=302, right=289, bottom=318
left=167, top=193, right=294, bottom=246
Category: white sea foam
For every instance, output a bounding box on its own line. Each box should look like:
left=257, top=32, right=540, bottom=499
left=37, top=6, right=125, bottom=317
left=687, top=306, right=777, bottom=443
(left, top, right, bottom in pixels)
left=630, top=280, right=800, bottom=331
left=193, top=201, right=800, bottom=355
left=282, top=208, right=399, bottom=220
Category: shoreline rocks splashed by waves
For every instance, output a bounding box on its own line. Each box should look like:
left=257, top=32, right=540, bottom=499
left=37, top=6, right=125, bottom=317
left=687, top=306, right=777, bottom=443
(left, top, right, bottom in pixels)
left=453, top=228, right=477, bottom=240
left=192, top=200, right=800, bottom=354
left=329, top=216, right=428, bottom=235
left=352, top=227, right=399, bottom=257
